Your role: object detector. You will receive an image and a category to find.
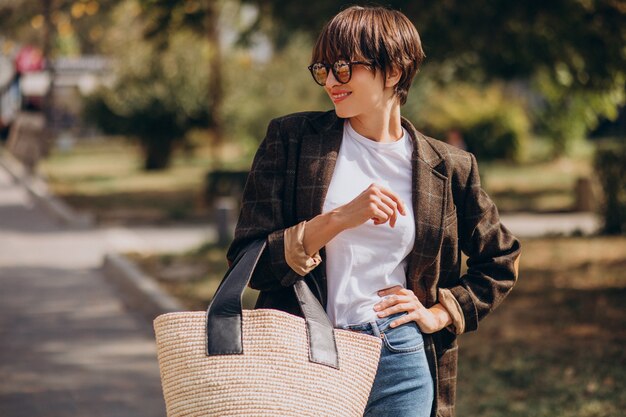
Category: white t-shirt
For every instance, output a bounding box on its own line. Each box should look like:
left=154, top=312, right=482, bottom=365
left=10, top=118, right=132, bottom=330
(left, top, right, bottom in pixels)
left=322, top=120, right=416, bottom=327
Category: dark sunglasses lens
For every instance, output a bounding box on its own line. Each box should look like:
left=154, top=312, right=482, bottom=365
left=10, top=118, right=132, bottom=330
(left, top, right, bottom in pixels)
left=310, top=63, right=328, bottom=86
left=334, top=61, right=351, bottom=83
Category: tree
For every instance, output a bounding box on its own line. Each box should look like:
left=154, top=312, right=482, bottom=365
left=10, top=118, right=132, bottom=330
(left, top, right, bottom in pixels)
left=244, top=0, right=626, bottom=151
left=244, top=0, right=624, bottom=89
left=138, top=0, right=227, bottom=151
left=0, top=0, right=118, bottom=54
left=84, top=3, right=210, bottom=170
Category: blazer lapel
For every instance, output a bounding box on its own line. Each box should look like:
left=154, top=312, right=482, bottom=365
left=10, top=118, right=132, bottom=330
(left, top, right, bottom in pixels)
left=401, top=117, right=448, bottom=306
left=296, top=112, right=344, bottom=222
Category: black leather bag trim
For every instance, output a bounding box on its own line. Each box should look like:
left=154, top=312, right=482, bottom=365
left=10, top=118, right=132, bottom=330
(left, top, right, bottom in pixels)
left=206, top=239, right=339, bottom=368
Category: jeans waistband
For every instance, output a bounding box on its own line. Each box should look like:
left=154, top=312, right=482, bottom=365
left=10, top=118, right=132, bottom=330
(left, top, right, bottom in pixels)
left=340, top=312, right=408, bottom=338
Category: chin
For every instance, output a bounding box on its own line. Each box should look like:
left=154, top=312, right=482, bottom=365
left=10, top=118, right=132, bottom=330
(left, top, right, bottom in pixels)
left=333, top=106, right=354, bottom=119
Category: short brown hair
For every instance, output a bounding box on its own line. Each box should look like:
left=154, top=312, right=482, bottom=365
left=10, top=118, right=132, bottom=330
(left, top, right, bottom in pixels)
left=310, top=5, right=426, bottom=105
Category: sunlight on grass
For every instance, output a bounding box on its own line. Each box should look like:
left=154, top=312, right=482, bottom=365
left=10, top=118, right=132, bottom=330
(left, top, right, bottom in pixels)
left=128, top=243, right=259, bottom=311
left=38, top=137, right=249, bottom=224
left=480, top=138, right=595, bottom=212
left=456, top=235, right=626, bottom=417
left=40, top=138, right=212, bottom=195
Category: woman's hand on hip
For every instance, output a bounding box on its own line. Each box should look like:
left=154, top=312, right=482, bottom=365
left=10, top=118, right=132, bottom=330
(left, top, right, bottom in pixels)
left=373, top=285, right=452, bottom=334
left=334, top=183, right=406, bottom=230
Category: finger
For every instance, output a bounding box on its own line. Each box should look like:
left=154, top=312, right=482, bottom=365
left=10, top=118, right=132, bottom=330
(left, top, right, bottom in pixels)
left=389, top=312, right=416, bottom=328
left=374, top=295, right=412, bottom=311
left=397, top=289, right=423, bottom=308
left=368, top=184, right=406, bottom=222
left=376, top=193, right=399, bottom=227
left=378, top=302, right=413, bottom=317
left=374, top=294, right=399, bottom=310
left=372, top=187, right=400, bottom=223
left=371, top=209, right=390, bottom=225
left=371, top=202, right=393, bottom=225
left=398, top=288, right=418, bottom=299
left=377, top=186, right=406, bottom=216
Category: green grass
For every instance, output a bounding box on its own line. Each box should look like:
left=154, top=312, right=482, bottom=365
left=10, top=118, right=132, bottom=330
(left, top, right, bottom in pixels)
left=480, top=139, right=595, bottom=213
left=38, top=136, right=248, bottom=224
left=127, top=242, right=259, bottom=310
left=456, top=236, right=626, bottom=417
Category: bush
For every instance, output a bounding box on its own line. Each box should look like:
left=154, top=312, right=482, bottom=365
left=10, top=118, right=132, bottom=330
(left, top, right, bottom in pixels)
left=221, top=34, right=329, bottom=158
left=408, top=82, right=530, bottom=162
left=532, top=68, right=626, bottom=157
left=594, top=141, right=626, bottom=234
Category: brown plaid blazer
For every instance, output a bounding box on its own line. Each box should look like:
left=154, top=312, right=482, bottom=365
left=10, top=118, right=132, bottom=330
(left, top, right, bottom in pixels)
left=227, top=110, right=521, bottom=417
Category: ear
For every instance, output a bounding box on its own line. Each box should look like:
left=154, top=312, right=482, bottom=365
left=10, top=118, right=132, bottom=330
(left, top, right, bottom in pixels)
left=385, top=66, right=402, bottom=89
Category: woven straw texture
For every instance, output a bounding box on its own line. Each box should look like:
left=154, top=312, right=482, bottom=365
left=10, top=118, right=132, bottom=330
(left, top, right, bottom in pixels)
left=154, top=308, right=382, bottom=417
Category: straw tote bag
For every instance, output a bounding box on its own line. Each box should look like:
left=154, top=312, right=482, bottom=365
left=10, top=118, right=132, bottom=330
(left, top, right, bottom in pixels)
left=153, top=239, right=382, bottom=417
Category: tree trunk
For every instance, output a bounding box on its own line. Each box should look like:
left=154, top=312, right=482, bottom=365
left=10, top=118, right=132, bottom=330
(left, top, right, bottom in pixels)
left=142, top=137, right=174, bottom=171
left=42, top=0, right=56, bottom=154
left=206, top=0, right=224, bottom=165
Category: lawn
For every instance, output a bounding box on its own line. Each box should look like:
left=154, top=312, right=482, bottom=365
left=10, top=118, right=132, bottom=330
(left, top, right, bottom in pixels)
left=38, top=135, right=596, bottom=225
left=456, top=236, right=626, bottom=417
left=127, top=242, right=260, bottom=311
left=479, top=139, right=595, bottom=213
left=132, top=235, right=626, bottom=417
left=38, top=136, right=247, bottom=225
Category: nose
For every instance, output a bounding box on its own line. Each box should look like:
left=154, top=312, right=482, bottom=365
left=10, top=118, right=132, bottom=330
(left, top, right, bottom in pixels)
left=325, top=69, right=340, bottom=90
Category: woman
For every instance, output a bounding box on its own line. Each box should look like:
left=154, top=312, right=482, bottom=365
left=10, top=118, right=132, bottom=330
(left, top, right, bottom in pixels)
left=227, top=5, right=521, bottom=417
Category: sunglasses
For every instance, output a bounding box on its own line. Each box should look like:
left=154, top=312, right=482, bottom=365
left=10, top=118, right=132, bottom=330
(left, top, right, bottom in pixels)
left=307, top=60, right=371, bottom=86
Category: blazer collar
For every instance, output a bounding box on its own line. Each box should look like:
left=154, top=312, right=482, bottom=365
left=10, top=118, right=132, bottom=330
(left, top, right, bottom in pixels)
left=309, top=110, right=444, bottom=170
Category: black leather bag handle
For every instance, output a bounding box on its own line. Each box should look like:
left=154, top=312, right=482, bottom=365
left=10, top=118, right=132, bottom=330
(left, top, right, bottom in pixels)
left=206, top=239, right=339, bottom=369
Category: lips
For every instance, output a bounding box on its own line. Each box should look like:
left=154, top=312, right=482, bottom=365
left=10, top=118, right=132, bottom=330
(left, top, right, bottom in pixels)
left=331, top=91, right=352, bottom=103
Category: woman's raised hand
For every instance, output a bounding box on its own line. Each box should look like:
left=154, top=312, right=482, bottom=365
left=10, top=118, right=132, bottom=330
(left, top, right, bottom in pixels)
left=302, top=183, right=407, bottom=263
left=335, top=183, right=406, bottom=230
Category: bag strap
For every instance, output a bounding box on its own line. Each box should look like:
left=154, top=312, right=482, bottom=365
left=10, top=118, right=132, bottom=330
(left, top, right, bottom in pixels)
left=206, top=239, right=339, bottom=369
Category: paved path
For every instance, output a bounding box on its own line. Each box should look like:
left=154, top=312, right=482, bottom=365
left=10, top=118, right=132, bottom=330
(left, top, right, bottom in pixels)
left=500, top=212, right=601, bottom=238
left=0, top=167, right=182, bottom=417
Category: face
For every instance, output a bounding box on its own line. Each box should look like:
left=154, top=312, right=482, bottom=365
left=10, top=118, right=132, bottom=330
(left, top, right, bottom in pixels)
left=323, top=63, right=397, bottom=119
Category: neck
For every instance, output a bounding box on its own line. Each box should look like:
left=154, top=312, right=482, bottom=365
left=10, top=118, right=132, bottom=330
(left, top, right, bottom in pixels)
left=348, top=101, right=403, bottom=143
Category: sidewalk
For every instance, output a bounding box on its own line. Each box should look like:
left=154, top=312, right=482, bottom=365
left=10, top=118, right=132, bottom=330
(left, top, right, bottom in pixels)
left=0, top=167, right=169, bottom=417
left=500, top=211, right=601, bottom=238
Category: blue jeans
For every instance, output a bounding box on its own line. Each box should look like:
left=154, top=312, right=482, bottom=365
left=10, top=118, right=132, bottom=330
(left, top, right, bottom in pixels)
left=341, top=312, right=434, bottom=417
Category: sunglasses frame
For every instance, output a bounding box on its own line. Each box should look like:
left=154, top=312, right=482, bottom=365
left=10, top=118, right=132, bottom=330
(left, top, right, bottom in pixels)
left=307, top=60, right=372, bottom=86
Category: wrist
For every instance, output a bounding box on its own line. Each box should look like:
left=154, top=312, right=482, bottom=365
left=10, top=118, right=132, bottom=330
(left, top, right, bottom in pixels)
left=327, top=208, right=349, bottom=233
left=428, top=304, right=453, bottom=331
left=302, top=210, right=346, bottom=255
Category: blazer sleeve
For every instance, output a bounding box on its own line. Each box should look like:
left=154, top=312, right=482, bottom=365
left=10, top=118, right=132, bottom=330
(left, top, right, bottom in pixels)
left=226, top=118, right=305, bottom=291
left=449, top=153, right=521, bottom=334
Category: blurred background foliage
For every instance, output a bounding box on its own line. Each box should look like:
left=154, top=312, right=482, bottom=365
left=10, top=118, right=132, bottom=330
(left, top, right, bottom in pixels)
left=2, top=0, right=625, bottom=227
left=2, top=0, right=624, bottom=163
left=0, top=0, right=118, bottom=54
left=245, top=0, right=626, bottom=154
left=2, top=2, right=626, bottom=415
left=221, top=33, right=328, bottom=155
left=83, top=1, right=329, bottom=167
left=407, top=80, right=530, bottom=162
left=83, top=1, right=211, bottom=169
